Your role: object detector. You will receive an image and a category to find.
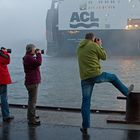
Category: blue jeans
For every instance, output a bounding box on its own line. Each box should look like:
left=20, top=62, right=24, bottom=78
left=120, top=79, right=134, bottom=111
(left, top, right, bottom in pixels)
left=0, top=85, right=10, bottom=118
left=81, top=72, right=128, bottom=128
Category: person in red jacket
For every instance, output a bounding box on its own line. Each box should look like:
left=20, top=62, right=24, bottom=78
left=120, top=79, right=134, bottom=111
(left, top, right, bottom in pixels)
left=0, top=47, right=14, bottom=122
left=23, top=44, right=42, bottom=126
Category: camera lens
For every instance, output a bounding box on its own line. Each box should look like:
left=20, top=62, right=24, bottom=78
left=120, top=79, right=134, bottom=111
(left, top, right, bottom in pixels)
left=41, top=50, right=44, bottom=54
left=35, top=49, right=44, bottom=54
left=7, top=49, right=12, bottom=53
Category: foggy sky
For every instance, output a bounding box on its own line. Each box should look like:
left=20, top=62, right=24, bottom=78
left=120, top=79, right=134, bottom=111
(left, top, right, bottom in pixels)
left=0, top=0, right=51, bottom=48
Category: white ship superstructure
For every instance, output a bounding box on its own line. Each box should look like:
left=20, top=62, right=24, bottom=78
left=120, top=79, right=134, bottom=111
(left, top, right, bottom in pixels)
left=46, top=0, right=140, bottom=56
left=58, top=0, right=140, bottom=30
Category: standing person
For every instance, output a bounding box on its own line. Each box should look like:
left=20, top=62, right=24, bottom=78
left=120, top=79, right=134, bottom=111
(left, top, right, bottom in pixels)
left=77, top=33, right=134, bottom=135
left=0, top=47, right=14, bottom=122
left=23, top=44, right=42, bottom=126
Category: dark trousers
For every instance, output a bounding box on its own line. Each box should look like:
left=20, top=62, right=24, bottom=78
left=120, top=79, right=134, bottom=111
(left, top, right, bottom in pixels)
left=25, top=84, right=39, bottom=121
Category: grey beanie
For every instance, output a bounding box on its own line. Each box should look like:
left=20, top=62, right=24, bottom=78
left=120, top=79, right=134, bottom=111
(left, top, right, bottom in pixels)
left=26, top=44, right=36, bottom=53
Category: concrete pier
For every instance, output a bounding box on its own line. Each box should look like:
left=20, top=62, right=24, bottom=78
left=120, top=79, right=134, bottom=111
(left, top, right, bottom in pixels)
left=0, top=107, right=140, bottom=140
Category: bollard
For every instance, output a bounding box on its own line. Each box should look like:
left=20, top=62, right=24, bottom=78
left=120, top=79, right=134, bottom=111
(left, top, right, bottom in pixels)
left=107, top=92, right=140, bottom=124
left=126, top=92, right=140, bottom=123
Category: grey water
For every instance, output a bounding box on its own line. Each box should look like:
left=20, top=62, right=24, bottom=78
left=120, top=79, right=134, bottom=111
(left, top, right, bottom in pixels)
left=8, top=56, right=140, bottom=111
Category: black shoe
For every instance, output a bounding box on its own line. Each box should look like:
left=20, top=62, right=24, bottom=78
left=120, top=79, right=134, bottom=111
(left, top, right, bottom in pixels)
left=35, top=115, right=39, bottom=119
left=80, top=128, right=88, bottom=135
left=28, top=120, right=41, bottom=126
left=3, top=115, right=14, bottom=122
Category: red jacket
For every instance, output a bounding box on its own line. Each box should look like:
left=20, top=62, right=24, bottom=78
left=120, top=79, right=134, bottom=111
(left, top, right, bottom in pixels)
left=0, top=50, right=12, bottom=84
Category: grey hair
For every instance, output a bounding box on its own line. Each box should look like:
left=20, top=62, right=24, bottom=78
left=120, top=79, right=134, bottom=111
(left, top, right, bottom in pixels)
left=26, top=44, right=36, bottom=53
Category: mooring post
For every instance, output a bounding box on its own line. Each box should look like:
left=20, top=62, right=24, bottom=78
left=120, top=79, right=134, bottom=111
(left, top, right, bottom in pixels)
left=107, top=92, right=140, bottom=124
left=126, top=92, right=140, bottom=123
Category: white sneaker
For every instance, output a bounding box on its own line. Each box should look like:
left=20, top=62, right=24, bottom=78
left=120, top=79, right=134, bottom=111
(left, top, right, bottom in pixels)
left=128, top=84, right=134, bottom=95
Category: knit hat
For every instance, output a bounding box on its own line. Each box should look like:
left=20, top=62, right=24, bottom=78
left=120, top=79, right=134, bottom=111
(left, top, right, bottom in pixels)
left=26, top=44, right=36, bottom=53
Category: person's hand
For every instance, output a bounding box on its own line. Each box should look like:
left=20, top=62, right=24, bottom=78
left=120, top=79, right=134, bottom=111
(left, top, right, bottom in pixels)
left=35, top=49, right=41, bottom=54
left=96, top=39, right=102, bottom=46
left=99, top=39, right=102, bottom=46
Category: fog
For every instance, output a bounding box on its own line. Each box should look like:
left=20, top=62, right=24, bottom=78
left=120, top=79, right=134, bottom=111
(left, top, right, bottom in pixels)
left=0, top=0, right=52, bottom=55
left=0, top=0, right=140, bottom=56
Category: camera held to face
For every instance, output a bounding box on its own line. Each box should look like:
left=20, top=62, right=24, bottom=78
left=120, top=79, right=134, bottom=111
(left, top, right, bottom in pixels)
left=1, top=47, right=12, bottom=53
left=94, top=38, right=100, bottom=43
left=35, top=49, right=44, bottom=54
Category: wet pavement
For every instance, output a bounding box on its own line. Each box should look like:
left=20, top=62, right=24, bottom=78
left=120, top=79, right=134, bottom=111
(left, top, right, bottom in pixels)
left=0, top=108, right=140, bottom=140
left=1, top=122, right=140, bottom=140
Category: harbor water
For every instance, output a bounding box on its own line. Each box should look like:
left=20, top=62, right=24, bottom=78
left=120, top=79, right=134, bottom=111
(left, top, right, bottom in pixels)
left=8, top=55, right=140, bottom=111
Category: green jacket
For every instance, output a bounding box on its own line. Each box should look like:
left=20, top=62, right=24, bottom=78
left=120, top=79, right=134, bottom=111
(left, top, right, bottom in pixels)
left=77, top=39, right=107, bottom=80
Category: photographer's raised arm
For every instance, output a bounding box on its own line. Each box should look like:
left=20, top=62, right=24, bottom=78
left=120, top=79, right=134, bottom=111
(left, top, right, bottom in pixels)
left=23, top=53, right=42, bottom=68
left=0, top=51, right=9, bottom=59
left=95, top=44, right=107, bottom=60
left=33, top=53, right=42, bottom=67
left=0, top=51, right=10, bottom=64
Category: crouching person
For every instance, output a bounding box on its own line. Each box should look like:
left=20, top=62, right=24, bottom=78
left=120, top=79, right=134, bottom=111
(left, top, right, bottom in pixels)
left=0, top=47, right=14, bottom=122
left=23, top=44, right=42, bottom=126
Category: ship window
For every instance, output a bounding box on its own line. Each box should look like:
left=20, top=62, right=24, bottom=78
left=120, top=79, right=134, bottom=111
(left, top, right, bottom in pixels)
left=88, top=1, right=92, bottom=4
left=98, top=0, right=103, bottom=4
left=105, top=0, right=109, bottom=4
left=111, top=0, right=115, bottom=3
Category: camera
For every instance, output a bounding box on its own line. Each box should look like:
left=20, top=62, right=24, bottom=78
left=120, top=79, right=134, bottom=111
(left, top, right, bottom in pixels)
left=7, top=49, right=12, bottom=53
left=35, top=49, right=44, bottom=54
left=94, top=38, right=100, bottom=43
left=1, top=47, right=12, bottom=53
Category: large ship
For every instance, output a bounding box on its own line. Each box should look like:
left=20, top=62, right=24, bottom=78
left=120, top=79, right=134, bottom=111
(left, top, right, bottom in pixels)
left=46, top=0, right=140, bottom=56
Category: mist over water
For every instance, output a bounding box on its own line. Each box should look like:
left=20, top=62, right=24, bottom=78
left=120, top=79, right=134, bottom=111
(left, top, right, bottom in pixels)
left=1, top=0, right=140, bottom=111
left=2, top=24, right=140, bottom=111
left=8, top=55, right=140, bottom=111
left=94, top=30, right=140, bottom=56
left=0, top=0, right=51, bottom=54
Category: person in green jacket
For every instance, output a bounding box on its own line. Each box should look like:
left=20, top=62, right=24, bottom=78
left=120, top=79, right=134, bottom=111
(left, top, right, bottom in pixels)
left=77, top=33, right=134, bottom=135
